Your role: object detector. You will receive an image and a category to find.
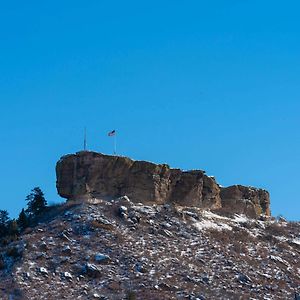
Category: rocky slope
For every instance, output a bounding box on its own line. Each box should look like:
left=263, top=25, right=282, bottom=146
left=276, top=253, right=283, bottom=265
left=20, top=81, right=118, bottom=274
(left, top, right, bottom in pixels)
left=0, top=197, right=299, bottom=300
left=56, top=151, right=270, bottom=218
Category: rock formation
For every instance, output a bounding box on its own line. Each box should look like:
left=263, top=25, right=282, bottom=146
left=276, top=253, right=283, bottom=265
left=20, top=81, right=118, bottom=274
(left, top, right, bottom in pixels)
left=56, top=151, right=270, bottom=217
left=220, top=185, right=270, bottom=218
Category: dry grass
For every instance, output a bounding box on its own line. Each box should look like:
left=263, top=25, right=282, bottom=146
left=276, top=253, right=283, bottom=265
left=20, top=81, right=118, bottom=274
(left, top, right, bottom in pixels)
left=265, top=223, right=288, bottom=236
left=90, top=220, right=114, bottom=230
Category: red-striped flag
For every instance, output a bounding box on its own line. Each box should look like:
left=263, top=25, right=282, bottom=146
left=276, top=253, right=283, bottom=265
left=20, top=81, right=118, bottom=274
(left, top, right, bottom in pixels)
left=108, top=130, right=116, bottom=137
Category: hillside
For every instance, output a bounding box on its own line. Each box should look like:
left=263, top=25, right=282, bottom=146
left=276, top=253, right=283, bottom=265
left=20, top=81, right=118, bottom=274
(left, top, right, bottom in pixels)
left=0, top=152, right=299, bottom=299
left=0, top=197, right=299, bottom=299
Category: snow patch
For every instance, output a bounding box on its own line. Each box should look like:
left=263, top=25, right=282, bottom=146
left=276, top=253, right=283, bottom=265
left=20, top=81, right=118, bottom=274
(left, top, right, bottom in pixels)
left=194, top=219, right=232, bottom=231
left=292, top=238, right=300, bottom=245
left=233, top=214, right=249, bottom=223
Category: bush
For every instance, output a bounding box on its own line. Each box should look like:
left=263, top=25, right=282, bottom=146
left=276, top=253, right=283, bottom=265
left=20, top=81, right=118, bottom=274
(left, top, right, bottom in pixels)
left=0, top=255, right=5, bottom=270
left=264, top=223, right=288, bottom=237
left=6, top=246, right=23, bottom=259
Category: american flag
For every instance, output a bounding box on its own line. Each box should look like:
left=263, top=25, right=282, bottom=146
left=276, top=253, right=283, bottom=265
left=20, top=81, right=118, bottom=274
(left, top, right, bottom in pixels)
left=108, top=130, right=116, bottom=137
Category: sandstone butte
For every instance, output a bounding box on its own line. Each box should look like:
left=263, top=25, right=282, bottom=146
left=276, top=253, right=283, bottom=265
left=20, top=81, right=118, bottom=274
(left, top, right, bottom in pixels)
left=56, top=151, right=270, bottom=218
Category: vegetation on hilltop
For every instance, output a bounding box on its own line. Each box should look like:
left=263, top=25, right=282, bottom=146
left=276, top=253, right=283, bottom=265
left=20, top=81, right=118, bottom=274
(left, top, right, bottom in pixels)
left=0, top=187, right=47, bottom=244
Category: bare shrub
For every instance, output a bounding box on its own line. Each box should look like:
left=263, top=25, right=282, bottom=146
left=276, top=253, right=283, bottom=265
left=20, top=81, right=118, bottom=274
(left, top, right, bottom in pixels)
left=231, top=241, right=248, bottom=255
left=90, top=220, right=114, bottom=231
left=265, top=223, right=287, bottom=237
left=206, top=229, right=231, bottom=244
left=256, top=245, right=269, bottom=259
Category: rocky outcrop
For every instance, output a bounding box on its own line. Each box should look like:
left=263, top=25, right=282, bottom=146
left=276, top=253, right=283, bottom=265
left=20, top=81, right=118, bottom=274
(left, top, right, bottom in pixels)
left=220, top=185, right=270, bottom=218
left=56, top=151, right=270, bottom=217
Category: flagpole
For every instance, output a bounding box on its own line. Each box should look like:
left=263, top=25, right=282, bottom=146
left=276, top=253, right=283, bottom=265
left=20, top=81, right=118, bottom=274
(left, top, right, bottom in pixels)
left=114, top=133, right=117, bottom=155
left=108, top=130, right=117, bottom=155
left=84, top=127, right=87, bottom=151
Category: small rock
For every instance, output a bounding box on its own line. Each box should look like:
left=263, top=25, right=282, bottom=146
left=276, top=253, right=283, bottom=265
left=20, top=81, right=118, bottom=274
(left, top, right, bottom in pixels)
left=83, top=263, right=101, bottom=278
left=60, top=233, right=72, bottom=242
left=201, top=275, right=210, bottom=285
left=135, top=262, right=148, bottom=273
left=119, top=206, right=128, bottom=213
left=237, top=273, right=252, bottom=284
left=94, top=253, right=110, bottom=263
left=115, top=195, right=131, bottom=203
left=64, top=272, right=73, bottom=280
left=161, top=229, right=173, bottom=237
left=118, top=206, right=128, bottom=219
left=128, top=211, right=141, bottom=224
left=39, top=267, right=48, bottom=276
left=62, top=245, right=72, bottom=255
left=40, top=242, right=48, bottom=250
left=161, top=222, right=172, bottom=229
left=93, top=293, right=101, bottom=298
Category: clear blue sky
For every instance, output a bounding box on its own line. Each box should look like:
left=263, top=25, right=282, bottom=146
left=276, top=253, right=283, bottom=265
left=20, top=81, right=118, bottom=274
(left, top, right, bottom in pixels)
left=1, top=1, right=299, bottom=220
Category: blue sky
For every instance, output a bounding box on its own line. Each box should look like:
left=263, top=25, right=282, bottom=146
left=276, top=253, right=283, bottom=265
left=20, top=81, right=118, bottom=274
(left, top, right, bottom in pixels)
left=0, top=1, right=299, bottom=220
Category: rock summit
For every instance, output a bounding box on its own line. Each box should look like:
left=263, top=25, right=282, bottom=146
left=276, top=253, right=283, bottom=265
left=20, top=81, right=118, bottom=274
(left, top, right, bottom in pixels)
left=56, top=151, right=270, bottom=218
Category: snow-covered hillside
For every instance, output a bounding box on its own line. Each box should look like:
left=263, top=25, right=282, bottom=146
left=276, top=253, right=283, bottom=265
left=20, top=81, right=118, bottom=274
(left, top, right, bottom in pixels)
left=0, top=197, right=299, bottom=299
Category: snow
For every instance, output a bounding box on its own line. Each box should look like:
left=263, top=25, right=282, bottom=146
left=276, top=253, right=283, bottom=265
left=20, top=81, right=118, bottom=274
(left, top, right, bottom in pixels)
left=194, top=219, right=232, bottom=231
left=276, top=236, right=288, bottom=242
left=202, top=211, right=230, bottom=221
left=193, top=212, right=253, bottom=231
left=233, top=214, right=249, bottom=223
left=292, top=238, right=300, bottom=245
left=269, top=255, right=289, bottom=266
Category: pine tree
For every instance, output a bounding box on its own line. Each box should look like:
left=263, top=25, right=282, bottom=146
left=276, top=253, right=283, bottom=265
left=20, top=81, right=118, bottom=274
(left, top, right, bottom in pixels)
left=7, top=220, right=19, bottom=240
left=17, top=209, right=29, bottom=230
left=25, top=187, right=47, bottom=216
left=0, top=210, right=10, bottom=237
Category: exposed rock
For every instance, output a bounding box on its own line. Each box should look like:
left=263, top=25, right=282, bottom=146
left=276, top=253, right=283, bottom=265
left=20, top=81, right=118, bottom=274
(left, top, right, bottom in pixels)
left=61, top=246, right=72, bottom=256
left=56, top=151, right=221, bottom=207
left=236, top=273, right=252, bottom=284
left=38, top=267, right=48, bottom=276
left=56, top=151, right=270, bottom=217
left=94, top=253, right=110, bottom=263
left=118, top=206, right=128, bottom=219
left=63, top=272, right=73, bottom=280
left=82, top=263, right=101, bottom=278
left=220, top=185, right=270, bottom=217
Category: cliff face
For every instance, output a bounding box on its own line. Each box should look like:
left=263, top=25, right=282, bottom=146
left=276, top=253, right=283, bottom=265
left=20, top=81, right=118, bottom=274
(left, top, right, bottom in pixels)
left=56, top=151, right=270, bottom=217
left=220, top=185, right=270, bottom=218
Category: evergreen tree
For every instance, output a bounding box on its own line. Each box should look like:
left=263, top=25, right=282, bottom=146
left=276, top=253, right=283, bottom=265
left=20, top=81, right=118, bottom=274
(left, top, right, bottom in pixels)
left=25, top=187, right=47, bottom=216
left=17, top=209, right=29, bottom=230
left=7, top=220, right=19, bottom=240
left=0, top=210, right=10, bottom=237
